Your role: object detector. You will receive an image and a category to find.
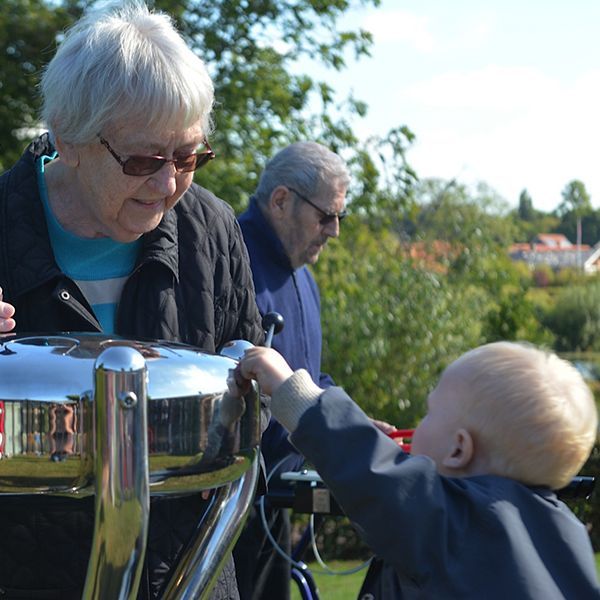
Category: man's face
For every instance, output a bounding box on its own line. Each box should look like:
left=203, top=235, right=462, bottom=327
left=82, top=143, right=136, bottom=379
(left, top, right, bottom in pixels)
left=278, top=185, right=347, bottom=269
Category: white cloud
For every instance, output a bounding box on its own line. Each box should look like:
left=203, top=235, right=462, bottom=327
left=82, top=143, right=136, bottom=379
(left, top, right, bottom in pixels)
left=366, top=65, right=600, bottom=211
left=461, top=17, right=494, bottom=51
left=362, top=10, right=436, bottom=53
left=406, top=94, right=600, bottom=211
left=360, top=6, right=495, bottom=55
left=403, top=65, right=562, bottom=111
left=311, top=2, right=600, bottom=212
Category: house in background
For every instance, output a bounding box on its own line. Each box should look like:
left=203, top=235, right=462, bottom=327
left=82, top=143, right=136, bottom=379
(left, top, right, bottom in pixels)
left=509, top=233, right=600, bottom=274
left=407, top=240, right=458, bottom=273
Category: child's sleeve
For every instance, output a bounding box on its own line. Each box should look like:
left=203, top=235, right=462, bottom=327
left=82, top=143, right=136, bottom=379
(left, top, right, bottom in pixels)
left=289, top=388, right=465, bottom=583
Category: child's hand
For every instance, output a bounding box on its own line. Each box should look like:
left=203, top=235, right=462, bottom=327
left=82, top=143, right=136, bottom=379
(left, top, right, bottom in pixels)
left=236, top=347, right=294, bottom=396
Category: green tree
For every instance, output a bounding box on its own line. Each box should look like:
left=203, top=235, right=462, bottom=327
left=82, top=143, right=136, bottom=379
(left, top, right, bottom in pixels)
left=517, top=188, right=536, bottom=221
left=482, top=287, right=553, bottom=346
left=0, top=0, right=82, bottom=171
left=401, top=178, right=519, bottom=288
left=557, top=209, right=600, bottom=247
left=315, top=218, right=484, bottom=426
left=1, top=0, right=421, bottom=217
left=510, top=188, right=560, bottom=242
left=156, top=0, right=385, bottom=210
left=543, top=281, right=600, bottom=351
left=557, top=179, right=592, bottom=218
left=348, top=125, right=418, bottom=226
left=554, top=179, right=594, bottom=251
left=510, top=211, right=560, bottom=243
left=407, top=179, right=516, bottom=244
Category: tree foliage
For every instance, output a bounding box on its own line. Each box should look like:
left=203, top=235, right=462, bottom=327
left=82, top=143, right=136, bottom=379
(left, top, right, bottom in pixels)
left=517, top=189, right=536, bottom=221
left=543, top=281, right=600, bottom=352
left=553, top=179, right=599, bottom=245
left=315, top=177, right=558, bottom=425
left=0, top=0, right=421, bottom=216
left=482, top=287, right=553, bottom=345
left=315, top=218, right=483, bottom=426
left=557, top=179, right=592, bottom=218
left=0, top=0, right=82, bottom=171
left=556, top=209, right=600, bottom=247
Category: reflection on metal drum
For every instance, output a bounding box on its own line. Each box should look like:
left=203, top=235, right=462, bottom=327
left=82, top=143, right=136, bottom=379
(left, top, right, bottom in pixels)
left=0, top=333, right=260, bottom=495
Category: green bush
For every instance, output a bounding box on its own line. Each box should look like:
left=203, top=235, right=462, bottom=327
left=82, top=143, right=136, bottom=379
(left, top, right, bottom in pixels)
left=291, top=514, right=372, bottom=562
left=544, top=282, right=600, bottom=351
left=566, top=443, right=600, bottom=550
left=533, top=264, right=554, bottom=287
left=553, top=267, right=589, bottom=288
left=481, top=287, right=554, bottom=345
left=315, top=221, right=483, bottom=426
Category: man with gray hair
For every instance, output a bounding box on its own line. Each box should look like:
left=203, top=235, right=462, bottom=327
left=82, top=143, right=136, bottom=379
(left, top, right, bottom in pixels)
left=234, top=142, right=349, bottom=600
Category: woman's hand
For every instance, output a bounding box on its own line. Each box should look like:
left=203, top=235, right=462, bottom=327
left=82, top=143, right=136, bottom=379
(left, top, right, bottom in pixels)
left=0, top=287, right=16, bottom=332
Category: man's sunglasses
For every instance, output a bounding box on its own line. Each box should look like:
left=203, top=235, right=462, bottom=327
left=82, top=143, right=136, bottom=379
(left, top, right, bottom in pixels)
left=98, top=135, right=215, bottom=176
left=287, top=186, right=347, bottom=226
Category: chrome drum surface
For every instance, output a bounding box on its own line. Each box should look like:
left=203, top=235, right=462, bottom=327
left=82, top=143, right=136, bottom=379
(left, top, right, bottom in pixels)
left=0, top=333, right=260, bottom=496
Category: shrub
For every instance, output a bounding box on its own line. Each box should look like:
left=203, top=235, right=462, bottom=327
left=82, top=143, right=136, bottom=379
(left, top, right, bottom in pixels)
left=533, top=265, right=553, bottom=287
left=315, top=221, right=483, bottom=426
left=544, top=282, right=600, bottom=351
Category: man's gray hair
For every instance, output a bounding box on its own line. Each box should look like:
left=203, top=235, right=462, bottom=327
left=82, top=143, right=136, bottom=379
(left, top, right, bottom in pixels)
left=41, top=0, right=214, bottom=144
left=255, top=142, right=350, bottom=205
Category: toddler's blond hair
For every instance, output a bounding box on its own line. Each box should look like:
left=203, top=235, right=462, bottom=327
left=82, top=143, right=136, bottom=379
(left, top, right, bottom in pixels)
left=451, top=342, right=597, bottom=489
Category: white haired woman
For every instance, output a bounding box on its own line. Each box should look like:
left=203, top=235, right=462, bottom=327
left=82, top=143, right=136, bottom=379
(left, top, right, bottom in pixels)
left=0, top=1, right=263, bottom=598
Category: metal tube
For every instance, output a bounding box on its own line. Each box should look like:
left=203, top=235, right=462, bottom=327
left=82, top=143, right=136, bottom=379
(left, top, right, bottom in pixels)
left=162, top=457, right=260, bottom=599
left=82, top=346, right=149, bottom=600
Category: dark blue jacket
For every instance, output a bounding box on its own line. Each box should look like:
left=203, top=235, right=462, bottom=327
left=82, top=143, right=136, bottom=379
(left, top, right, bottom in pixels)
left=288, top=386, right=600, bottom=599
left=238, top=198, right=333, bottom=480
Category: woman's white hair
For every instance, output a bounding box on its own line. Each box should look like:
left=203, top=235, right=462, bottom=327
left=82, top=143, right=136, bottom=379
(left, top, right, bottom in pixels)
left=41, top=0, right=214, bottom=144
left=454, top=341, right=598, bottom=490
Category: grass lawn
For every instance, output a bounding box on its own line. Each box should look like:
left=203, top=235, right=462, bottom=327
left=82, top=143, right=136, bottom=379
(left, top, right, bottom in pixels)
left=290, top=560, right=369, bottom=600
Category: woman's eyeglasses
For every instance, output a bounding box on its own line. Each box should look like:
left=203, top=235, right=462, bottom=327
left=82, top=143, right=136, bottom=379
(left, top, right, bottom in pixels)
left=98, top=135, right=215, bottom=176
left=287, top=186, right=347, bottom=226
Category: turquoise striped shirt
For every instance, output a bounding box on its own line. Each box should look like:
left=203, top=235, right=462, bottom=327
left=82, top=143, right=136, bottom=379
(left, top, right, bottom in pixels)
left=37, top=154, right=141, bottom=332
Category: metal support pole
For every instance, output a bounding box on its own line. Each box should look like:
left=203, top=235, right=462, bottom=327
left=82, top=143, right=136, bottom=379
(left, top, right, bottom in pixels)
left=83, top=345, right=149, bottom=600
left=162, top=457, right=259, bottom=599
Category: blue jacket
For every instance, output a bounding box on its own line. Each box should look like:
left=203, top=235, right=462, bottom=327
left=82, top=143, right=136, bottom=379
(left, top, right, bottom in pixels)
left=286, top=385, right=600, bottom=599
left=238, top=198, right=333, bottom=480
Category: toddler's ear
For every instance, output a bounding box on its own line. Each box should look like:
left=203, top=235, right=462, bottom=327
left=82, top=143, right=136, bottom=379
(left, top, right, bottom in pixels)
left=442, top=428, right=474, bottom=471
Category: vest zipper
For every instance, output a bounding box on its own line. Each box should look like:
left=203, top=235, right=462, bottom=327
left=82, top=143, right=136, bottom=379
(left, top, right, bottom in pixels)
left=56, top=287, right=102, bottom=332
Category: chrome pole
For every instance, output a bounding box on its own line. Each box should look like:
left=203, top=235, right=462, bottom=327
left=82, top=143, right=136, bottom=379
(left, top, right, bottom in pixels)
left=82, top=345, right=149, bottom=600
left=162, top=457, right=259, bottom=599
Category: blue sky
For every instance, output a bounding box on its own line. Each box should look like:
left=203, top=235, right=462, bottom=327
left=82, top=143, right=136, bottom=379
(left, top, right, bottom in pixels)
left=313, top=1, right=600, bottom=213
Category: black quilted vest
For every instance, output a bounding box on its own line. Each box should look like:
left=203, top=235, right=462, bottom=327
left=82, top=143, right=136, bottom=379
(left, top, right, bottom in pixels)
left=0, top=136, right=265, bottom=599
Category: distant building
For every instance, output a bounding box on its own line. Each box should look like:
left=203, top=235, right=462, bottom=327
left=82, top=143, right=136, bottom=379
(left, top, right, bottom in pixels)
left=407, top=240, right=457, bottom=273
left=509, top=233, right=600, bottom=273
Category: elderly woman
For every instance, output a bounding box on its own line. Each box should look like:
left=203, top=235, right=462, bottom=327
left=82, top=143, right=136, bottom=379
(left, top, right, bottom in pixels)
left=0, top=2, right=263, bottom=599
